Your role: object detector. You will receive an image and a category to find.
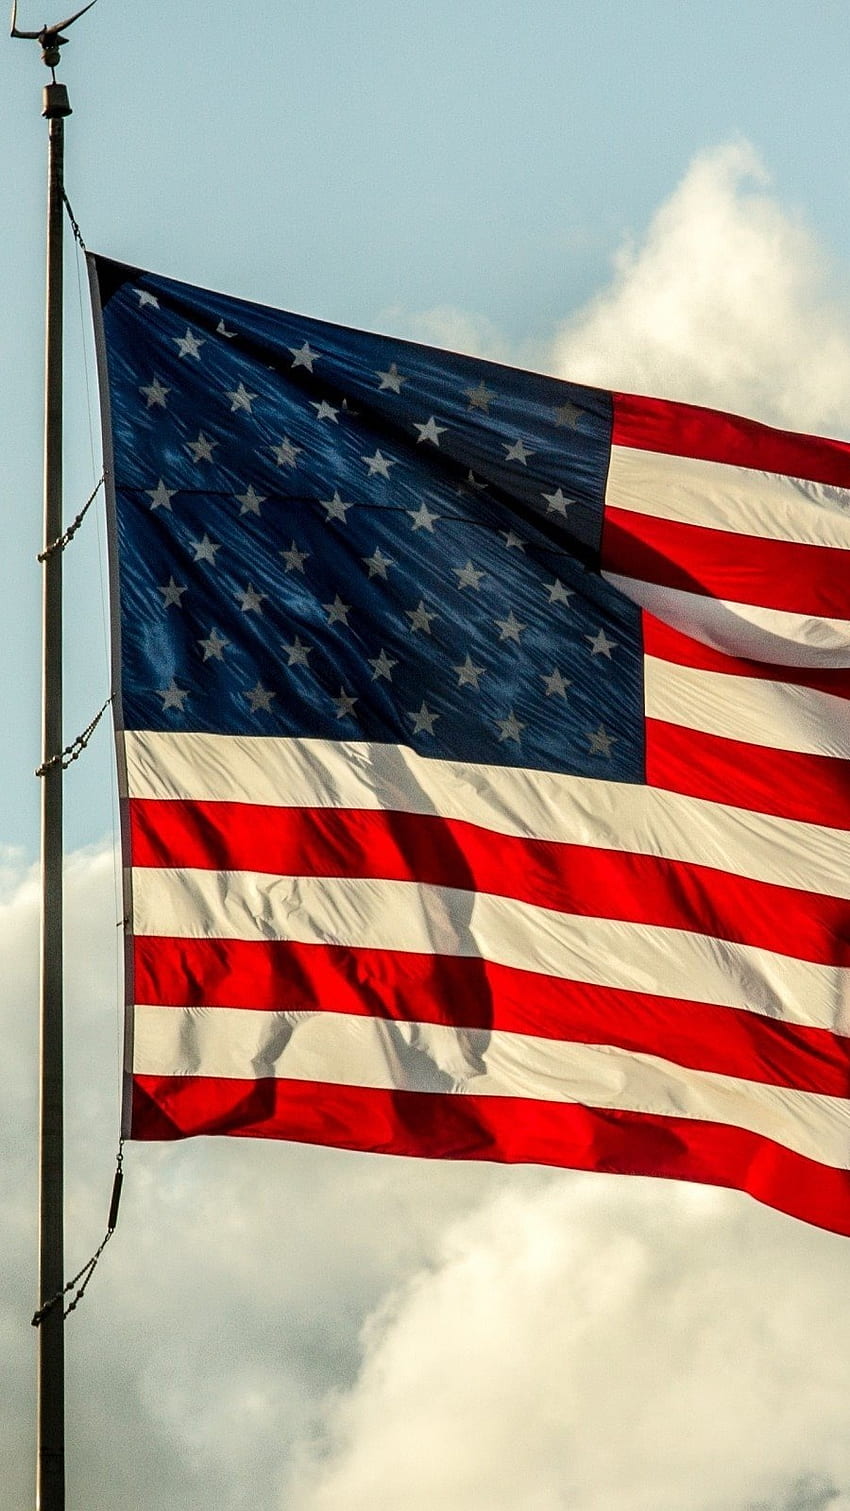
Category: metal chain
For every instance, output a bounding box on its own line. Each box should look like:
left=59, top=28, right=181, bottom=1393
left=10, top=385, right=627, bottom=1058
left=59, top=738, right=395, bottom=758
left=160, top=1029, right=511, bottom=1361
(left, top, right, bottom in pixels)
left=62, top=188, right=86, bottom=251
left=38, top=473, right=104, bottom=562
left=35, top=694, right=112, bottom=777
left=32, top=1143, right=124, bottom=1327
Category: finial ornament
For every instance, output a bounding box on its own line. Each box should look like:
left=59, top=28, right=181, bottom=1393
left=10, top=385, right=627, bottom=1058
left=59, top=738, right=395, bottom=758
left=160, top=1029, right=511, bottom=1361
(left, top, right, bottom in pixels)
left=10, top=0, right=98, bottom=71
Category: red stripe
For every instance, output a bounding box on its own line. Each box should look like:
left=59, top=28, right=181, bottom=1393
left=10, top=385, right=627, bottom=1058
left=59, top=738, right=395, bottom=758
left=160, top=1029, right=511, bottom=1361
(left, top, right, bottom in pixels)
left=129, top=799, right=850, bottom=965
left=646, top=718, right=850, bottom=829
left=132, top=936, right=850, bottom=1096
left=643, top=611, right=850, bottom=698
left=130, top=1075, right=850, bottom=1236
left=612, top=390, right=850, bottom=486
left=602, top=505, right=850, bottom=618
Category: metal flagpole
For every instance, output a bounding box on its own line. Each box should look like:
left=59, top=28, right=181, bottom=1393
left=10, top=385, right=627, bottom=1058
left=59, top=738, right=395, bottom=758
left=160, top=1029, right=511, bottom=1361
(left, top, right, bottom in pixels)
left=10, top=5, right=97, bottom=1508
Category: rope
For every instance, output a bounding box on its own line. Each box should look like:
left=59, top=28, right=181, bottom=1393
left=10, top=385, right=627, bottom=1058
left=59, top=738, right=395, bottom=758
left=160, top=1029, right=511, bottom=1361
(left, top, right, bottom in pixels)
left=32, top=1143, right=124, bottom=1327
left=38, top=473, right=105, bottom=562
left=62, top=189, right=86, bottom=252
left=36, top=694, right=112, bottom=777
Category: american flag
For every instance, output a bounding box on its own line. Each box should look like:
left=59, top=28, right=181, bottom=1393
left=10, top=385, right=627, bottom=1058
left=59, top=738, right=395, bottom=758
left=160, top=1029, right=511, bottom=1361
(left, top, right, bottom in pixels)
left=90, top=254, right=850, bottom=1233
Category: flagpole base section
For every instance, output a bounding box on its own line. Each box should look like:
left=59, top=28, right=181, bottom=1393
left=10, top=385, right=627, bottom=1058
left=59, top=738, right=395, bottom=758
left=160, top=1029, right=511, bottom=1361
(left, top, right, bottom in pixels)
left=42, top=83, right=71, bottom=118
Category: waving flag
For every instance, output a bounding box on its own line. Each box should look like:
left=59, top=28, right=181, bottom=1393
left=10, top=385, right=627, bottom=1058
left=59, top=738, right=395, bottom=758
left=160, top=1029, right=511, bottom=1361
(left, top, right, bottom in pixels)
left=90, top=254, right=850, bottom=1233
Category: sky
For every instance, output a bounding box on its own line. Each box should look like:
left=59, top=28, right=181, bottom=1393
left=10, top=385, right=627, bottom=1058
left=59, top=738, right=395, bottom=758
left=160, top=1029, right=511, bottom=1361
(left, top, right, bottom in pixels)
left=5, top=2, right=850, bottom=1507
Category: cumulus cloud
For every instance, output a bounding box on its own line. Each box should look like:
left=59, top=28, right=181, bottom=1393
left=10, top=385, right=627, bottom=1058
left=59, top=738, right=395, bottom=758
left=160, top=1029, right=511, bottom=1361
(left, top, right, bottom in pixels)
left=9, top=144, right=850, bottom=1511
left=551, top=141, right=850, bottom=434
left=286, top=1180, right=850, bottom=1511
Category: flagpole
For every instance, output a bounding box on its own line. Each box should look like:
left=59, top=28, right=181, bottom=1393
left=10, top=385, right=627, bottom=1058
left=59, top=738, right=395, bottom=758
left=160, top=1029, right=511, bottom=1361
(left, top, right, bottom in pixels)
left=37, top=68, right=69, bottom=1511
left=11, top=7, right=98, bottom=1507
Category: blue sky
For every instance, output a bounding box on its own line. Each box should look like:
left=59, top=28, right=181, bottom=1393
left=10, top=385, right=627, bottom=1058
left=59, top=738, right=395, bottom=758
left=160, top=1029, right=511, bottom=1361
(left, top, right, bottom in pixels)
left=6, top=5, right=850, bottom=1509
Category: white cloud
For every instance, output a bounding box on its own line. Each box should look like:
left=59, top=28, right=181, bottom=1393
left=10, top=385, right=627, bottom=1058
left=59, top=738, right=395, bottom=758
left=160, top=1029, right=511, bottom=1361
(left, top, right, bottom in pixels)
left=551, top=141, right=850, bottom=435
left=286, top=1179, right=850, bottom=1511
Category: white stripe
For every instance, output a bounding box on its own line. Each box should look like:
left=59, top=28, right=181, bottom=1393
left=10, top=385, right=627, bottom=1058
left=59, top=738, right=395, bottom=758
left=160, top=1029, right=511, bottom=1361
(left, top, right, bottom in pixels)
left=132, top=1004, right=850, bottom=1171
left=604, top=571, right=850, bottom=668
left=124, top=731, right=850, bottom=901
left=132, top=868, right=850, bottom=1036
left=607, top=446, right=850, bottom=550
left=645, top=656, right=850, bottom=758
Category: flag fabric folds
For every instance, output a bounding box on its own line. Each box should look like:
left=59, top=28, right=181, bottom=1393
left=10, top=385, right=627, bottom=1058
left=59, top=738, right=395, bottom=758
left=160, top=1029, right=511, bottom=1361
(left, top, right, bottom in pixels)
left=90, top=253, right=850, bottom=1233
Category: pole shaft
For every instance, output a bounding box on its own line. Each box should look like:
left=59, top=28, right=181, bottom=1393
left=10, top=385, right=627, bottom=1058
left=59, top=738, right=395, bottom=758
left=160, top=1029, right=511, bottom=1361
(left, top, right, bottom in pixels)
left=38, top=90, right=67, bottom=1511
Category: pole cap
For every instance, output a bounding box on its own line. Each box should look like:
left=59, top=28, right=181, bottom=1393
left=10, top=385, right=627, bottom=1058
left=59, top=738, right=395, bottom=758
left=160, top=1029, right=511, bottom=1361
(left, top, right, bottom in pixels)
left=42, top=81, right=71, bottom=118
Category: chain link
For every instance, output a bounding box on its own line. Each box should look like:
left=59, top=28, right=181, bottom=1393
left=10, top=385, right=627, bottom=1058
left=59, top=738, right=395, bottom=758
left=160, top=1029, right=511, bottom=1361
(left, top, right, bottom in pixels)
left=32, top=1143, right=124, bottom=1327
left=38, top=473, right=104, bottom=563
left=36, top=694, right=112, bottom=777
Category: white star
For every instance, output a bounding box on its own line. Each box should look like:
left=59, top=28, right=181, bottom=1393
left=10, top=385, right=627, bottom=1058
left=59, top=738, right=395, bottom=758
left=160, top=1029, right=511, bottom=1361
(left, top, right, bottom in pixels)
left=283, top=635, right=312, bottom=667
left=280, top=540, right=309, bottom=573
left=310, top=399, right=339, bottom=422
left=542, top=487, right=573, bottom=516
left=147, top=480, right=176, bottom=512
left=139, top=377, right=169, bottom=408
left=408, top=502, right=438, bottom=532
left=185, top=431, right=218, bottom=464
left=173, top=327, right=205, bottom=360
left=270, top=436, right=302, bottom=468
left=554, top=399, right=584, bottom=429
left=496, top=710, right=525, bottom=742
left=587, top=724, right=616, bottom=758
left=246, top=682, right=276, bottom=713
left=465, top=381, right=496, bottom=412
left=290, top=341, right=320, bottom=371
left=376, top=363, right=405, bottom=393
left=500, top=530, right=525, bottom=551
left=191, top=534, right=220, bottom=564
left=198, top=628, right=229, bottom=661
left=368, top=648, right=397, bottom=681
left=587, top=628, right=618, bottom=658
left=135, top=288, right=160, bottom=309
left=362, top=449, right=396, bottom=479
left=413, top=416, right=447, bottom=446
left=158, top=679, right=188, bottom=712
left=217, top=319, right=237, bottom=338
left=454, top=560, right=485, bottom=591
left=363, top=546, right=393, bottom=578
left=227, top=382, right=258, bottom=413
left=409, top=701, right=439, bottom=736
left=546, top=577, right=574, bottom=606
left=495, top=610, right=526, bottom=643
left=454, top=655, right=484, bottom=689
left=158, top=577, right=187, bottom=608
left=542, top=668, right=571, bottom=698
left=324, top=595, right=351, bottom=626
left=236, top=484, right=266, bottom=516
left=237, top=584, right=266, bottom=613
left=320, top=490, right=353, bottom=523
left=406, top=600, right=437, bottom=634
left=503, top=438, right=534, bottom=465
left=332, top=688, right=358, bottom=720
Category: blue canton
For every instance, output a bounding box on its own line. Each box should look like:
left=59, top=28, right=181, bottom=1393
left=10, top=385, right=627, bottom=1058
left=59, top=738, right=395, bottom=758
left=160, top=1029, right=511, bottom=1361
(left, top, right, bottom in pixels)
left=94, top=257, right=645, bottom=782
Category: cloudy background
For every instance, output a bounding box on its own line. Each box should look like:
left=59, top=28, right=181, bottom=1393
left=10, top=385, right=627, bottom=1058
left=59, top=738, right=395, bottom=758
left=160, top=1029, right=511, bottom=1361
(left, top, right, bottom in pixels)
left=3, top=4, right=850, bottom=1507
